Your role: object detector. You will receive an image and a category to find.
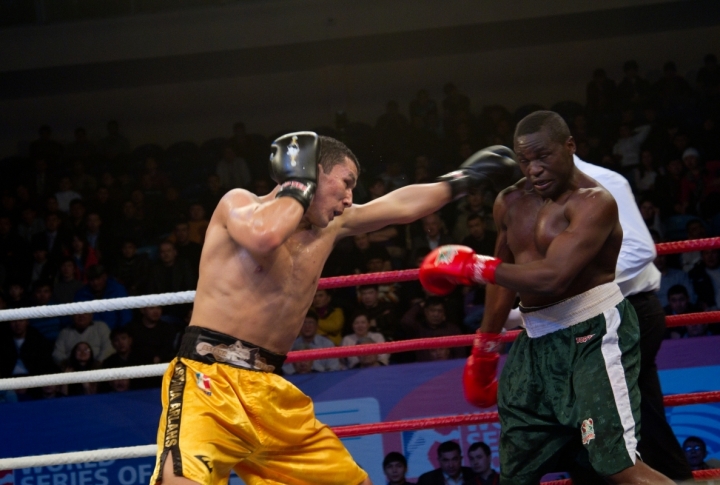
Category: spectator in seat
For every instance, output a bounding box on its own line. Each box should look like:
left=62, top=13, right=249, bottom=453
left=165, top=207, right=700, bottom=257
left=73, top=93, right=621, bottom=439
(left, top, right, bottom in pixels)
left=312, top=289, right=345, bottom=346
left=355, top=284, right=400, bottom=342
left=453, top=190, right=495, bottom=242
left=460, top=213, right=496, bottom=256
left=654, top=252, right=697, bottom=308
left=145, top=241, right=196, bottom=320
left=340, top=312, right=389, bottom=368
left=29, top=280, right=62, bottom=340
left=353, top=336, right=384, bottom=368
left=127, top=306, right=178, bottom=365
left=400, top=297, right=466, bottom=362
left=682, top=219, right=708, bottom=272
left=664, top=284, right=703, bottom=338
left=0, top=317, right=55, bottom=381
left=363, top=247, right=400, bottom=303
left=417, top=440, right=475, bottom=485
left=55, top=176, right=82, bottom=213
left=73, top=264, right=132, bottom=329
left=200, top=174, right=225, bottom=215
left=683, top=437, right=716, bottom=471
left=282, top=310, right=341, bottom=375
left=291, top=359, right=315, bottom=375
left=61, top=341, right=100, bottom=396
left=70, top=160, right=97, bottom=197
left=53, top=258, right=84, bottom=304
left=65, top=231, right=99, bottom=283
left=17, top=206, right=45, bottom=243
left=112, top=240, right=150, bottom=296
left=412, top=212, right=455, bottom=256
left=33, top=212, right=69, bottom=264
left=689, top=249, right=720, bottom=311
left=170, top=222, right=202, bottom=271
left=187, top=203, right=209, bottom=245
left=21, top=239, right=57, bottom=289
left=102, top=327, right=142, bottom=369
left=53, top=312, right=114, bottom=366
left=85, top=211, right=114, bottom=265
left=617, top=60, right=651, bottom=110
left=468, top=442, right=498, bottom=485
left=216, top=144, right=252, bottom=191
left=113, top=200, right=147, bottom=246
left=383, top=452, right=412, bottom=485
left=68, top=198, right=87, bottom=234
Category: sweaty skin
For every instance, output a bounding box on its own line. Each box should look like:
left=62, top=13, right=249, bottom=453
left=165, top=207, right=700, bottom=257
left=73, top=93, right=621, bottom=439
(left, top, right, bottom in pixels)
left=480, top=130, right=623, bottom=333
left=190, top=158, right=452, bottom=355
left=479, top=128, right=675, bottom=485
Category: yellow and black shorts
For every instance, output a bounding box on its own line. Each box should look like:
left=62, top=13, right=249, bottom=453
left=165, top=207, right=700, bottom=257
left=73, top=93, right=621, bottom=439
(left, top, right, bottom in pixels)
left=150, top=326, right=368, bottom=485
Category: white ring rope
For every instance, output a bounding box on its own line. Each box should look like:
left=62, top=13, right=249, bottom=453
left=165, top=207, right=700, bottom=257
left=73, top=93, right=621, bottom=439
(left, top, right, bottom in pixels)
left=0, top=363, right=168, bottom=391
left=0, top=445, right=157, bottom=470
left=0, top=291, right=196, bottom=322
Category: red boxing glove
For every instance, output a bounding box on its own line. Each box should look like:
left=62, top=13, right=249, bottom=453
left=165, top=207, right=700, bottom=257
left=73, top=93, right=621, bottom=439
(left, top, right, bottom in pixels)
left=419, top=245, right=501, bottom=296
left=463, top=332, right=502, bottom=408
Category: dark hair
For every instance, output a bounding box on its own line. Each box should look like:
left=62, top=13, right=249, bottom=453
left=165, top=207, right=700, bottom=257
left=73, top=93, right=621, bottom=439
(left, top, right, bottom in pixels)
left=358, top=284, right=379, bottom=292
left=305, top=309, right=319, bottom=322
left=31, top=280, right=52, bottom=292
left=66, top=341, right=96, bottom=371
left=705, top=54, right=717, bottom=64
left=110, top=327, right=131, bottom=341
left=437, top=440, right=461, bottom=456
left=383, top=451, right=407, bottom=469
left=424, top=296, right=446, bottom=309
left=663, top=61, right=677, bottom=73
left=667, top=284, right=689, bottom=298
left=514, top=110, right=571, bottom=145
left=686, top=219, right=704, bottom=231
left=318, top=136, right=360, bottom=174
left=683, top=436, right=706, bottom=451
left=466, top=212, right=484, bottom=225
left=350, top=311, right=371, bottom=325
left=468, top=441, right=491, bottom=456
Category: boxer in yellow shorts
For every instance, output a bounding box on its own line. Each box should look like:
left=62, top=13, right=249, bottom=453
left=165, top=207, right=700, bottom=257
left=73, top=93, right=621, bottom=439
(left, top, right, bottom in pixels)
left=152, top=132, right=497, bottom=484
left=150, top=326, right=365, bottom=484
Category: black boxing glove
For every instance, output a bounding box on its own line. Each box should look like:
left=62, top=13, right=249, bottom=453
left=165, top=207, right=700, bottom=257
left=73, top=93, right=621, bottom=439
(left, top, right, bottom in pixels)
left=270, top=132, right=319, bottom=212
left=438, top=145, right=521, bottom=199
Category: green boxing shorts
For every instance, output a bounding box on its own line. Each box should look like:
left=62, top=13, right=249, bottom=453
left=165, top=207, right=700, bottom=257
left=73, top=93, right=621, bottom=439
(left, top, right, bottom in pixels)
left=498, top=282, right=641, bottom=485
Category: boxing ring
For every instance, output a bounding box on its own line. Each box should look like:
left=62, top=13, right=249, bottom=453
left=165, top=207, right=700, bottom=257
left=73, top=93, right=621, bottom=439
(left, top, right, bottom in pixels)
left=1, top=237, right=720, bottom=483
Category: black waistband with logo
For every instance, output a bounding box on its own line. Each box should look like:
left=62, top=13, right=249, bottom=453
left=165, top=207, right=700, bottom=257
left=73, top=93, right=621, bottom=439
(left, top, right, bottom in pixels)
left=178, top=326, right=286, bottom=373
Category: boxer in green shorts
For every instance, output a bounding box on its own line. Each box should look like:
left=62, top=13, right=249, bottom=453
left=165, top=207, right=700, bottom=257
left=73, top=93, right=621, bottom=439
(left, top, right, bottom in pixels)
left=419, top=111, right=674, bottom=484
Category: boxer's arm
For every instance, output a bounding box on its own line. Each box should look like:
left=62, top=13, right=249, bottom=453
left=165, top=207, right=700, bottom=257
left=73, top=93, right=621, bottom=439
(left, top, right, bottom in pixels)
left=223, top=189, right=305, bottom=254
left=495, top=188, right=618, bottom=295
left=480, top=193, right=517, bottom=334
left=337, top=182, right=452, bottom=238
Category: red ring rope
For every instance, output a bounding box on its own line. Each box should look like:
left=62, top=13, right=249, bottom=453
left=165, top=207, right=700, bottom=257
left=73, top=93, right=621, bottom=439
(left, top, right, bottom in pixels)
left=655, top=237, right=720, bottom=255
left=312, top=238, right=720, bottom=291
left=286, top=308, right=719, bottom=362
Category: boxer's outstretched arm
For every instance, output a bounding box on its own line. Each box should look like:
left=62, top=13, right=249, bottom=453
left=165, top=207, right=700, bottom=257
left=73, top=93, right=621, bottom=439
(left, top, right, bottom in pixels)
left=222, top=189, right=304, bottom=254
left=337, top=182, right=452, bottom=238
left=495, top=188, right=619, bottom=295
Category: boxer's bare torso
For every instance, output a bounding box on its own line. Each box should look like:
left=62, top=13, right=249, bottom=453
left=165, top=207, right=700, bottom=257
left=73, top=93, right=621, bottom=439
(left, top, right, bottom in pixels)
left=489, top=129, right=623, bottom=309
left=189, top=158, right=452, bottom=354
left=496, top=175, right=622, bottom=308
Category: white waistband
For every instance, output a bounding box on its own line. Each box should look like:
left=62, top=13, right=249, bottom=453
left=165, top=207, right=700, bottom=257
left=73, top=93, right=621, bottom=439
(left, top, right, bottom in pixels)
left=520, top=282, right=624, bottom=338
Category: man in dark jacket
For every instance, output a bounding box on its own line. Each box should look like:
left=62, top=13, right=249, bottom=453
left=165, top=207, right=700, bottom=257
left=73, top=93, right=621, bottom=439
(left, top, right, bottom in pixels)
left=0, top=317, right=55, bottom=379
left=417, top=441, right=475, bottom=485
left=689, top=249, right=719, bottom=311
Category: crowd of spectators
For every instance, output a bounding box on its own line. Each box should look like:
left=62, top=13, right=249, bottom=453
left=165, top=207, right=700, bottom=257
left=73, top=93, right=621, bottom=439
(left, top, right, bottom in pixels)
left=0, top=53, right=719, bottom=402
